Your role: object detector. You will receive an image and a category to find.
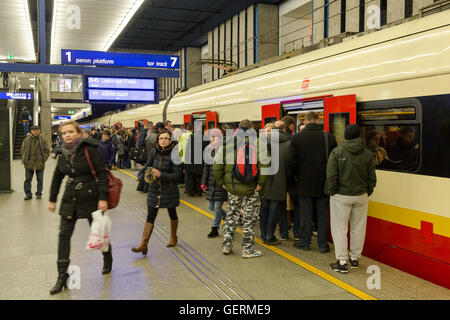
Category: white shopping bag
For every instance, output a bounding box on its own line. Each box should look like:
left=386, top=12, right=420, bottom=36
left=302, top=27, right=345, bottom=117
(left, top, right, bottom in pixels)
left=86, top=210, right=112, bottom=252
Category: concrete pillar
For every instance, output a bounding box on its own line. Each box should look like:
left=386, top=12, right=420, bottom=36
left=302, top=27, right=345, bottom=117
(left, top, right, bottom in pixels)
left=219, top=22, right=225, bottom=78
left=387, top=0, right=403, bottom=24
left=346, top=0, right=361, bottom=33
left=185, top=47, right=202, bottom=89
left=214, top=27, right=220, bottom=79
left=39, top=74, right=51, bottom=147
left=247, top=5, right=254, bottom=66
left=329, top=0, right=341, bottom=37
left=239, top=11, right=246, bottom=68
left=232, top=15, right=239, bottom=65
left=257, top=3, right=279, bottom=60
left=365, top=0, right=381, bottom=31
left=225, top=19, right=232, bottom=65
left=313, top=0, right=325, bottom=44
left=208, top=31, right=214, bottom=81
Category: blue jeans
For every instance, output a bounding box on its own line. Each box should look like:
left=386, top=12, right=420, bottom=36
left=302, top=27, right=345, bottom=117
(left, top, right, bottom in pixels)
left=260, top=199, right=286, bottom=242
left=22, top=121, right=29, bottom=137
left=208, top=200, right=226, bottom=228
left=24, top=169, right=43, bottom=196
left=298, top=195, right=330, bottom=250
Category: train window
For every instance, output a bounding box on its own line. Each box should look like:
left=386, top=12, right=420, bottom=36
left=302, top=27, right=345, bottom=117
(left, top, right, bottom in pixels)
left=329, top=112, right=350, bottom=146
left=358, top=106, right=416, bottom=121
left=361, top=124, right=420, bottom=172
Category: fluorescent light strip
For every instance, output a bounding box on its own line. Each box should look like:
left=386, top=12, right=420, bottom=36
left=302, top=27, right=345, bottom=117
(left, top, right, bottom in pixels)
left=50, top=0, right=59, bottom=64
left=102, top=0, right=145, bottom=51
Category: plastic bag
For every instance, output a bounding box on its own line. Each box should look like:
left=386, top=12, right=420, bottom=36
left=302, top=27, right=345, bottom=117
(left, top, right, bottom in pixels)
left=86, top=210, right=112, bottom=252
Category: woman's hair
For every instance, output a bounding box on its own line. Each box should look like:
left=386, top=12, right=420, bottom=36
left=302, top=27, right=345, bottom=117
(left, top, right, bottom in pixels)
left=59, top=121, right=81, bottom=133
left=102, top=129, right=111, bottom=137
left=264, top=123, right=274, bottom=129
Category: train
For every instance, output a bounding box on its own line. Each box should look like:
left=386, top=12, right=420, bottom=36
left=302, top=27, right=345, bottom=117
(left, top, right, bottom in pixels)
left=84, top=10, right=450, bottom=289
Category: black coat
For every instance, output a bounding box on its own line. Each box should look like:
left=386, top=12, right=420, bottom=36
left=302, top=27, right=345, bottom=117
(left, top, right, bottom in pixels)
left=288, top=123, right=337, bottom=197
left=201, top=148, right=228, bottom=202
left=145, top=142, right=181, bottom=208
left=50, top=139, right=108, bottom=220
left=185, top=133, right=208, bottom=175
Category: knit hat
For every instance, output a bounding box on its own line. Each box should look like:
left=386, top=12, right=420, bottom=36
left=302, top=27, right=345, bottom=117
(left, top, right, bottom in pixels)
left=344, top=124, right=361, bottom=140
left=30, top=125, right=40, bottom=130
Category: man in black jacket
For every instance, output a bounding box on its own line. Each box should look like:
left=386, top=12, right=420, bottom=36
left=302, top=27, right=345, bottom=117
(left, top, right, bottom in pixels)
left=288, top=111, right=337, bottom=253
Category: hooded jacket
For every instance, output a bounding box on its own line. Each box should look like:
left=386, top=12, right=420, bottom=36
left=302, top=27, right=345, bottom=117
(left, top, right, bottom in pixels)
left=98, top=139, right=115, bottom=166
left=326, top=137, right=377, bottom=196
left=50, top=139, right=108, bottom=219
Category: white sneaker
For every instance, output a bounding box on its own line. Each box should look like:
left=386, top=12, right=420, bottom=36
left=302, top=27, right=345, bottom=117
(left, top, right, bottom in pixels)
left=242, top=250, right=262, bottom=259
left=222, top=247, right=232, bottom=255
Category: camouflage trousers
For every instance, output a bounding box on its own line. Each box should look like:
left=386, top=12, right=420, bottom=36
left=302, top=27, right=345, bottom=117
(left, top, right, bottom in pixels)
left=222, top=192, right=260, bottom=255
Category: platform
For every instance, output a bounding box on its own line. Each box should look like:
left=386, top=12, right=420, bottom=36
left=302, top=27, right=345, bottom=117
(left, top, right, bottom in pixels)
left=0, top=159, right=448, bottom=300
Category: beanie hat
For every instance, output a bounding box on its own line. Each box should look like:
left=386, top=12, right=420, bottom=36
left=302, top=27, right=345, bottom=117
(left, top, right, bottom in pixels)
left=344, top=124, right=361, bottom=140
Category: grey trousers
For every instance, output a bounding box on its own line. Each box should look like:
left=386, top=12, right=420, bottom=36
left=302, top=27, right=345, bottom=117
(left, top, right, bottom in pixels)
left=330, top=193, right=369, bottom=261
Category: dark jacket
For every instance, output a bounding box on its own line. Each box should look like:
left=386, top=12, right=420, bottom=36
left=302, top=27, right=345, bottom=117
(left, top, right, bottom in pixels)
left=21, top=135, right=50, bottom=171
left=387, top=139, right=419, bottom=171
left=99, top=139, right=115, bottom=166
left=50, top=139, right=108, bottom=219
left=288, top=123, right=337, bottom=197
left=145, top=142, right=181, bottom=208
left=185, top=133, right=207, bottom=175
left=21, top=110, right=30, bottom=121
left=326, top=137, right=377, bottom=196
left=213, top=129, right=269, bottom=196
left=201, top=148, right=228, bottom=202
left=145, top=130, right=158, bottom=159
left=262, top=130, right=290, bottom=201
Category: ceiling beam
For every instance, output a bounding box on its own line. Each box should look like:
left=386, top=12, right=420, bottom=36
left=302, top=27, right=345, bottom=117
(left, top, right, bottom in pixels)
left=143, top=4, right=220, bottom=14
left=130, top=27, right=194, bottom=34
left=135, top=16, right=204, bottom=24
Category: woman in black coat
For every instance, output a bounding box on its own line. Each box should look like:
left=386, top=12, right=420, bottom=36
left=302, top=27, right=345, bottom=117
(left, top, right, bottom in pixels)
left=48, top=121, right=110, bottom=295
left=132, top=130, right=182, bottom=255
left=201, top=129, right=227, bottom=238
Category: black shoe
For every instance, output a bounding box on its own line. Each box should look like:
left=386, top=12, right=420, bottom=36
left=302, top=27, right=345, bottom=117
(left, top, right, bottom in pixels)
left=50, top=259, right=70, bottom=295
left=330, top=260, right=348, bottom=273
left=349, top=258, right=359, bottom=269
left=36, top=194, right=42, bottom=199
left=207, top=227, right=219, bottom=238
left=265, top=238, right=281, bottom=246
left=293, top=242, right=310, bottom=251
left=319, top=247, right=330, bottom=254
left=24, top=195, right=32, bottom=200
left=102, top=247, right=113, bottom=274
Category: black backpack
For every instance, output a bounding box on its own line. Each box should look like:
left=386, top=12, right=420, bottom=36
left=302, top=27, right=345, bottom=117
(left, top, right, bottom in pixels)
left=231, top=136, right=258, bottom=188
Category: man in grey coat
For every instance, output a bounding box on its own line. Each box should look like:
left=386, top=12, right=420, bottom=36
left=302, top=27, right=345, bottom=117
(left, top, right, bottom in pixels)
left=259, top=121, right=291, bottom=245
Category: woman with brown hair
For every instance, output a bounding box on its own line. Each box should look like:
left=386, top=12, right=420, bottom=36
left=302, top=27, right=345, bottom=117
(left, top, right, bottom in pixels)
left=132, top=130, right=182, bottom=255
left=48, top=121, right=110, bottom=294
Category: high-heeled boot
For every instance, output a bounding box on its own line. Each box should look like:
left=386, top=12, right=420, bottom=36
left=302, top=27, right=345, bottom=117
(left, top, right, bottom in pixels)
left=166, top=219, right=178, bottom=247
left=131, top=222, right=154, bottom=255
left=102, top=244, right=113, bottom=274
left=50, top=259, right=70, bottom=295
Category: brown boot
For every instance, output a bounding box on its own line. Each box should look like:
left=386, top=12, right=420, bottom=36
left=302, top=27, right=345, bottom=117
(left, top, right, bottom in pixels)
left=166, top=219, right=178, bottom=247
left=131, top=222, right=154, bottom=255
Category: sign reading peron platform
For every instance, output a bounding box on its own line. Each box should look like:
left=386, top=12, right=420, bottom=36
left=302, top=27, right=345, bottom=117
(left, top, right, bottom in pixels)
left=0, top=92, right=33, bottom=100
left=61, top=49, right=179, bottom=69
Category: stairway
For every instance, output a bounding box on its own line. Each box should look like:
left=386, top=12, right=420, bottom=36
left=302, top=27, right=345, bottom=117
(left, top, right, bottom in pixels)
left=13, top=101, right=33, bottom=160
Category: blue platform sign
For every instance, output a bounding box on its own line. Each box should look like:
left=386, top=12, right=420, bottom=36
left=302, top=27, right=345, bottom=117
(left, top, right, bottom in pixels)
left=54, top=116, right=71, bottom=120
left=61, top=49, right=180, bottom=69
left=0, top=92, right=33, bottom=100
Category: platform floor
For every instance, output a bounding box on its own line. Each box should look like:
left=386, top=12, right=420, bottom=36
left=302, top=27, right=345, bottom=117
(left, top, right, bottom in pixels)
left=1, top=159, right=449, bottom=300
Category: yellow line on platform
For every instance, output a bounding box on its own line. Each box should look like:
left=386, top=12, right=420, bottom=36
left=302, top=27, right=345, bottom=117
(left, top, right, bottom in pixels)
left=118, top=168, right=377, bottom=300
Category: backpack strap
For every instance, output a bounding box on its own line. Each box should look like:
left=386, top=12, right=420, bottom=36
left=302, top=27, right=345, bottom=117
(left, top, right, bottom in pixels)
left=84, top=146, right=99, bottom=181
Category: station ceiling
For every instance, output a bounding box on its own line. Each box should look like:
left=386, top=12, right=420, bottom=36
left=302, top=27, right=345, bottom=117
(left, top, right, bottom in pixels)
left=22, top=0, right=285, bottom=64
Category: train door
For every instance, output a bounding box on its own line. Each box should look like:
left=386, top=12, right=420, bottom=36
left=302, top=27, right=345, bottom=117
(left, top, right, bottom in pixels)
left=324, top=94, right=357, bottom=145
left=184, top=111, right=216, bottom=134
left=261, top=103, right=281, bottom=127
left=206, top=111, right=218, bottom=130
left=183, top=114, right=191, bottom=129
left=134, top=119, right=148, bottom=131
left=113, top=123, right=123, bottom=130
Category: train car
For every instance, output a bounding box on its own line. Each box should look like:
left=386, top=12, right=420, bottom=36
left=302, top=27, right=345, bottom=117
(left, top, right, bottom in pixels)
left=85, top=10, right=450, bottom=288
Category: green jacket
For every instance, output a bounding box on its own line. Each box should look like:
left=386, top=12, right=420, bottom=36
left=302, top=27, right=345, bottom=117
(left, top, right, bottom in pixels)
left=326, top=137, right=377, bottom=196
left=21, top=135, right=50, bottom=171
left=213, top=135, right=269, bottom=196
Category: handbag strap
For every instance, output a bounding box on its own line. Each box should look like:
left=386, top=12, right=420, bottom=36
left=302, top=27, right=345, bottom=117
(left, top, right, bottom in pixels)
left=84, top=146, right=99, bottom=181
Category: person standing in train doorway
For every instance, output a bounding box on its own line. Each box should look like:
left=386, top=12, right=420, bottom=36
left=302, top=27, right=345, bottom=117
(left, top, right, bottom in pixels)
left=132, top=130, right=182, bottom=255
left=48, top=121, right=111, bottom=294
left=21, top=125, right=50, bottom=200
left=326, top=124, right=377, bottom=273
left=213, top=119, right=269, bottom=258
left=288, top=111, right=337, bottom=253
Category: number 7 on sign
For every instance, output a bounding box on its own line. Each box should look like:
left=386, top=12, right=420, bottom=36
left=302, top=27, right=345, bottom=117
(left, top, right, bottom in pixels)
left=170, top=57, right=178, bottom=67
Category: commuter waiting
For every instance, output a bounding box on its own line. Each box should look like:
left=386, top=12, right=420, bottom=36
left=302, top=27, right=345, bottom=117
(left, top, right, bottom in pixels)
left=132, top=130, right=182, bottom=255
left=99, top=129, right=116, bottom=169
left=326, top=124, right=377, bottom=273
left=20, top=107, right=31, bottom=137
left=289, top=111, right=337, bottom=253
left=387, top=126, right=419, bottom=171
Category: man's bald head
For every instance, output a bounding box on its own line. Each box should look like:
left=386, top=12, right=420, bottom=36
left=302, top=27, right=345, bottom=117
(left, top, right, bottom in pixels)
left=274, top=120, right=286, bottom=131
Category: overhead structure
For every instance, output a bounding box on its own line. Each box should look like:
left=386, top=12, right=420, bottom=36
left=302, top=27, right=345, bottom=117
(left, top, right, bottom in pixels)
left=50, top=0, right=145, bottom=64
left=0, top=0, right=35, bottom=62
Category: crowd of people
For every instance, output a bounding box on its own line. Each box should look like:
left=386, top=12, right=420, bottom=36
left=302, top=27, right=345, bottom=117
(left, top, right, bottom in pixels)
left=20, top=111, right=420, bottom=295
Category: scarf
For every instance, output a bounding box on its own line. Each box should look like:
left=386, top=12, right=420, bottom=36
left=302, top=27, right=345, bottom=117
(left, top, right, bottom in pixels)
left=61, top=137, right=82, bottom=164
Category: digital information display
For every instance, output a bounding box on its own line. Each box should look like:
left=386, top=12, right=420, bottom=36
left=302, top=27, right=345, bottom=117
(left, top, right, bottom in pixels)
left=62, top=49, right=179, bottom=69
left=85, top=76, right=158, bottom=104
left=0, top=92, right=33, bottom=100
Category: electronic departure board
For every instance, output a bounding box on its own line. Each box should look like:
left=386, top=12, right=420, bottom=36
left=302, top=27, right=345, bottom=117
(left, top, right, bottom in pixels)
left=85, top=76, right=158, bottom=104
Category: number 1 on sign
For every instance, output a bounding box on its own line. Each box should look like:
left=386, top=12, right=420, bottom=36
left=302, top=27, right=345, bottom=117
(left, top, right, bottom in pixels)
left=65, top=51, right=72, bottom=63
left=170, top=57, right=177, bottom=67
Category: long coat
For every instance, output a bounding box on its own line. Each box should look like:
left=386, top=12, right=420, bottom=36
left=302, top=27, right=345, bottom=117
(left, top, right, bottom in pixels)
left=145, top=142, right=182, bottom=208
left=288, top=123, right=337, bottom=197
left=21, top=135, right=50, bottom=171
left=201, top=148, right=228, bottom=202
left=50, top=139, right=109, bottom=220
